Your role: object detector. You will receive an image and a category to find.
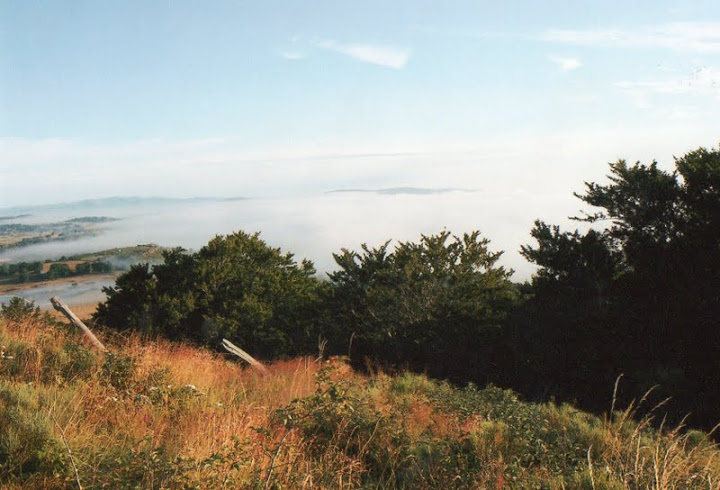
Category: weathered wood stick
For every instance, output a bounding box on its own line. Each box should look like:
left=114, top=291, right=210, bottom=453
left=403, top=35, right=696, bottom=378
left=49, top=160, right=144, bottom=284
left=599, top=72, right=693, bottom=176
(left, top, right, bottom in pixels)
left=221, top=338, right=268, bottom=374
left=50, top=296, right=107, bottom=352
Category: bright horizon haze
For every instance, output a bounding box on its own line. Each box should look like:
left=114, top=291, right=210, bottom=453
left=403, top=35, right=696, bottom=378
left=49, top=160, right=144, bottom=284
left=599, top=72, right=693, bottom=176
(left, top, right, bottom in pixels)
left=1, top=1, right=720, bottom=278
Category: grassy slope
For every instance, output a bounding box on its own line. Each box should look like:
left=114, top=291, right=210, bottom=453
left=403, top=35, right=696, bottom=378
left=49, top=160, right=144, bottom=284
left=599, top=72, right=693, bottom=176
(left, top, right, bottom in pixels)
left=1, top=314, right=719, bottom=489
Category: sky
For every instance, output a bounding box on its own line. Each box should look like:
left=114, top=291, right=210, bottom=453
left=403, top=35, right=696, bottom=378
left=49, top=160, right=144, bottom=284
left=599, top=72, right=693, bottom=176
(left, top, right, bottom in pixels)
left=1, top=1, right=720, bottom=276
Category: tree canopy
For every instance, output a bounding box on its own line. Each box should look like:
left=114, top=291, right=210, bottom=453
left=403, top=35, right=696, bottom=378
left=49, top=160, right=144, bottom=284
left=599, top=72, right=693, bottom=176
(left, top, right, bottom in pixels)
left=94, top=231, right=324, bottom=357
left=521, top=145, right=720, bottom=428
left=328, top=230, right=519, bottom=381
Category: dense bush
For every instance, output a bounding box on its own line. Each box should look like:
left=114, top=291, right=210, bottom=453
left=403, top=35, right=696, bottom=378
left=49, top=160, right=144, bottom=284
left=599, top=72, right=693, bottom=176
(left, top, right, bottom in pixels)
left=1, top=307, right=719, bottom=488
left=0, top=383, right=66, bottom=482
left=88, top=144, right=720, bottom=433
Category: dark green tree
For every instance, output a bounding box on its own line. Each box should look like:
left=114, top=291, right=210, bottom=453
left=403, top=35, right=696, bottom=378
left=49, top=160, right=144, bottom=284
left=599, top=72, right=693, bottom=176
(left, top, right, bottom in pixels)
left=94, top=231, right=324, bottom=357
left=74, top=262, right=91, bottom=275
left=1, top=297, right=40, bottom=321
left=95, top=263, right=158, bottom=334
left=28, top=262, right=43, bottom=274
left=521, top=145, right=720, bottom=428
left=90, top=260, right=113, bottom=273
left=328, top=231, right=519, bottom=382
left=45, top=263, right=71, bottom=280
left=16, top=266, right=29, bottom=283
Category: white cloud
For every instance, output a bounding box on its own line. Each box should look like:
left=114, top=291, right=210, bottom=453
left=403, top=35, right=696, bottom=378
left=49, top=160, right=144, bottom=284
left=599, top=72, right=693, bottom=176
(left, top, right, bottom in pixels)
left=542, top=22, right=720, bottom=53
left=548, top=55, right=582, bottom=71
left=654, top=105, right=699, bottom=121
left=616, top=66, right=720, bottom=98
left=312, top=38, right=411, bottom=69
left=279, top=50, right=306, bottom=60
left=3, top=123, right=718, bottom=210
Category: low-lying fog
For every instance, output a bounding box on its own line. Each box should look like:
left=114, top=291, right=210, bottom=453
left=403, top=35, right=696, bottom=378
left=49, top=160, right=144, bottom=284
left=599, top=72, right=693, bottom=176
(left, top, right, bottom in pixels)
left=0, top=189, right=582, bottom=307
left=0, top=279, right=115, bottom=309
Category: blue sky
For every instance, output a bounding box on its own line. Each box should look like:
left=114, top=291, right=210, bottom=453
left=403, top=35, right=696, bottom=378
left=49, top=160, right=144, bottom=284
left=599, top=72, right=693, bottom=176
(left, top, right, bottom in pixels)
left=3, top=1, right=718, bottom=141
left=1, top=1, right=720, bottom=208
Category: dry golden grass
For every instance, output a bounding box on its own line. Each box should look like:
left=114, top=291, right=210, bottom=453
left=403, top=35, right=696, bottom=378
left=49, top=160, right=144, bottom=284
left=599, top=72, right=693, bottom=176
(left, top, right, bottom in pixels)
left=2, top=315, right=720, bottom=489
left=0, top=314, right=320, bottom=480
left=70, top=331, right=319, bottom=459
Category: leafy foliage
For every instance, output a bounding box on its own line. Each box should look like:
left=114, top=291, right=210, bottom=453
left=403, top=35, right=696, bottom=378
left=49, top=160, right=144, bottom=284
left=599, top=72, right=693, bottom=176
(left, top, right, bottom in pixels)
left=94, top=231, right=324, bottom=357
left=327, top=231, right=519, bottom=382
left=1, top=310, right=719, bottom=489
left=521, top=145, right=720, bottom=429
left=0, top=383, right=66, bottom=482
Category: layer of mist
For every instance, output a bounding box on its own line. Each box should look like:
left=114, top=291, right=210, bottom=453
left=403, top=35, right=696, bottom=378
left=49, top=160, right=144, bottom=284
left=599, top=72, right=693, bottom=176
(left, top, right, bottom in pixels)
left=0, top=279, right=114, bottom=309
left=0, top=190, right=582, bottom=306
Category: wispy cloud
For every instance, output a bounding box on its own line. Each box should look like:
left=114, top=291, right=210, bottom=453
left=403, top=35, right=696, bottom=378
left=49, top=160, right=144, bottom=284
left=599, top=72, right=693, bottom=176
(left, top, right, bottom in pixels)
left=279, top=50, right=306, bottom=60
left=548, top=55, right=582, bottom=71
left=616, top=66, right=720, bottom=98
left=541, top=22, right=720, bottom=53
left=312, top=38, right=411, bottom=69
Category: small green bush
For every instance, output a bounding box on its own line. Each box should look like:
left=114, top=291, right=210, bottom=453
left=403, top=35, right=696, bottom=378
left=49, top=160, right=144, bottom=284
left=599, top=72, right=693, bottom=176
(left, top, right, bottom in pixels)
left=58, top=341, right=98, bottom=381
left=0, top=297, right=40, bottom=322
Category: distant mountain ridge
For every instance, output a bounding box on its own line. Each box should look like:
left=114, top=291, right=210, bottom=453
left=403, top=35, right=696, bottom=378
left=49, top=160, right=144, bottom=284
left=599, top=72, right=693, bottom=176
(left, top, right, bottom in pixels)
left=0, top=196, right=247, bottom=215
left=326, top=187, right=477, bottom=195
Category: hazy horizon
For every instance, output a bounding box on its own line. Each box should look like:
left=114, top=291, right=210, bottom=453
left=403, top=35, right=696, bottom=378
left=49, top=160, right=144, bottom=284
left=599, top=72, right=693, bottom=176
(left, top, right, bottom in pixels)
left=2, top=1, right=719, bottom=285
left=0, top=190, right=574, bottom=281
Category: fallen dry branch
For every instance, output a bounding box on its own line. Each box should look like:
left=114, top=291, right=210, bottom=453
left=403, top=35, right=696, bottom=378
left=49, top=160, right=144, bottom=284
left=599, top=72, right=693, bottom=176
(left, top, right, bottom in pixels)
left=221, top=338, right=269, bottom=374
left=50, top=296, right=107, bottom=352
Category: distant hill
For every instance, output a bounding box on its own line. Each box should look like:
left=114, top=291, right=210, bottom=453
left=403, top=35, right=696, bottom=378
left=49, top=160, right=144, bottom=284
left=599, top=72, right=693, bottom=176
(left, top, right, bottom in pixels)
left=327, top=187, right=477, bottom=195
left=0, top=214, right=31, bottom=221
left=0, top=218, right=118, bottom=251
left=0, top=196, right=247, bottom=215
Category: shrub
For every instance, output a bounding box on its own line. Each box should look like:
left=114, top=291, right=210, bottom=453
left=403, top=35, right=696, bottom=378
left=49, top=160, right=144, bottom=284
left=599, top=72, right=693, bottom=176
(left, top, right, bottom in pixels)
left=1, top=297, right=40, bottom=322
left=101, top=352, right=137, bottom=390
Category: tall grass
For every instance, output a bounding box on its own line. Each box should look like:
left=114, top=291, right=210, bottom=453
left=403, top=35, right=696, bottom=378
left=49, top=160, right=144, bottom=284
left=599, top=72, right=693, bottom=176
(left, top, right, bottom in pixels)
left=1, top=312, right=719, bottom=488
